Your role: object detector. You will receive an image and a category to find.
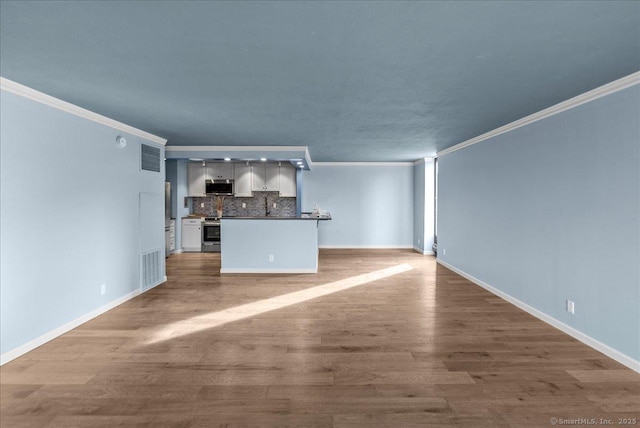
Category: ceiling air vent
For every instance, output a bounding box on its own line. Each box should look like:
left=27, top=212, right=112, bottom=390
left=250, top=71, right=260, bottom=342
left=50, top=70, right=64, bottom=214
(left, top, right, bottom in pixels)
left=141, top=143, right=161, bottom=172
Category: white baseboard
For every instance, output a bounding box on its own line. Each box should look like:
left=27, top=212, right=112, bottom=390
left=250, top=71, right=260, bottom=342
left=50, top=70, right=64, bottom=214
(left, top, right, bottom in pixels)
left=1, top=289, right=141, bottom=365
left=413, top=246, right=435, bottom=255
left=318, top=245, right=414, bottom=249
left=171, top=249, right=184, bottom=254
left=436, top=259, right=640, bottom=373
left=220, top=268, right=317, bottom=274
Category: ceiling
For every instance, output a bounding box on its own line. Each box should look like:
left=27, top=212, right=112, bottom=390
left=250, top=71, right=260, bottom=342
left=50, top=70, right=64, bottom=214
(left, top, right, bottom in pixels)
left=1, top=1, right=638, bottom=162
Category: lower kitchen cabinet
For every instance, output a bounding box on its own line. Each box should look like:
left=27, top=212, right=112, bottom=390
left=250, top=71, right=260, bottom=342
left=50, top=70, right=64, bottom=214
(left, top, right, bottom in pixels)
left=169, top=219, right=176, bottom=252
left=182, top=218, right=202, bottom=252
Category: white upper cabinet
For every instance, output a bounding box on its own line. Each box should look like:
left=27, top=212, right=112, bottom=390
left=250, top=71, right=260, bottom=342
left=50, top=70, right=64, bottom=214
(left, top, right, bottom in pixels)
left=234, top=163, right=253, bottom=197
left=189, top=161, right=296, bottom=197
left=252, top=163, right=279, bottom=191
left=206, top=162, right=234, bottom=180
left=265, top=163, right=279, bottom=191
left=251, top=164, right=265, bottom=191
left=279, top=163, right=297, bottom=197
left=187, top=162, right=206, bottom=197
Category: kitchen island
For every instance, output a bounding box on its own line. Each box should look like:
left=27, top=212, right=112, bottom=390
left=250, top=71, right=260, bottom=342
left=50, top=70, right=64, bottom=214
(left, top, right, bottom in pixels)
left=220, top=214, right=331, bottom=273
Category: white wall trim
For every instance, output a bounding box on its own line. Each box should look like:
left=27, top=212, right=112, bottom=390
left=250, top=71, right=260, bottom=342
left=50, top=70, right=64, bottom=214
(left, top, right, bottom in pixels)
left=437, top=71, right=640, bottom=157
left=1, top=289, right=141, bottom=366
left=413, top=157, right=436, bottom=165
left=413, top=247, right=435, bottom=255
left=319, top=245, right=414, bottom=249
left=313, top=162, right=414, bottom=167
left=165, top=145, right=313, bottom=169
left=1, top=275, right=168, bottom=366
left=171, top=249, right=184, bottom=254
left=436, top=259, right=640, bottom=373
left=0, top=77, right=167, bottom=145
left=166, top=145, right=308, bottom=152
left=220, top=268, right=317, bottom=274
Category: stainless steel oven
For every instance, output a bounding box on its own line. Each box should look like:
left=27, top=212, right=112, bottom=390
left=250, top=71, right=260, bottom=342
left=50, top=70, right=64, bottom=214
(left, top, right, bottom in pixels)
left=202, top=218, right=221, bottom=252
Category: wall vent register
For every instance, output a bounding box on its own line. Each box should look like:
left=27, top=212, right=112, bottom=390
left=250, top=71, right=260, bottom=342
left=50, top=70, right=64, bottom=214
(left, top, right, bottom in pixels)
left=141, top=143, right=161, bottom=172
left=140, top=249, right=163, bottom=289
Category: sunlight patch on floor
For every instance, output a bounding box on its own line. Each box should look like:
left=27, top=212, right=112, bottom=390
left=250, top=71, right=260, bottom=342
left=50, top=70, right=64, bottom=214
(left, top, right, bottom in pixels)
left=147, top=263, right=413, bottom=344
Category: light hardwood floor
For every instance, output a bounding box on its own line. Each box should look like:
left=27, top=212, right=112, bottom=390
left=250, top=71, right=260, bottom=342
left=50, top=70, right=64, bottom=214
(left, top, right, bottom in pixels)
left=2, top=250, right=638, bottom=427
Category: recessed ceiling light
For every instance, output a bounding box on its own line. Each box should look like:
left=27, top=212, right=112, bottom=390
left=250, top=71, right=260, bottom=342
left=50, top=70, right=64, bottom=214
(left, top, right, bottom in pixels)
left=224, top=158, right=231, bottom=161
left=260, top=158, right=267, bottom=161
left=299, top=165, right=305, bottom=168
left=296, top=161, right=303, bottom=165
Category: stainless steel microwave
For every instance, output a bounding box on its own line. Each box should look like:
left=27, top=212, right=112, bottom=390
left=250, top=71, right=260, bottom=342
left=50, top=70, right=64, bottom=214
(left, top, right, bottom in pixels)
left=206, top=179, right=234, bottom=195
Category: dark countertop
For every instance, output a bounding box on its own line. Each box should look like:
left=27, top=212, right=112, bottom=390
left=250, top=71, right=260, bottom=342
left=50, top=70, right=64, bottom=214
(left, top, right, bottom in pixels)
left=183, top=213, right=331, bottom=220
left=221, top=214, right=331, bottom=221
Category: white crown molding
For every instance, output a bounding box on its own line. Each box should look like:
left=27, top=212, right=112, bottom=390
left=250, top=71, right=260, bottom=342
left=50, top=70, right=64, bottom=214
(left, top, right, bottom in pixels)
left=437, top=71, right=640, bottom=157
left=413, top=157, right=435, bottom=165
left=413, top=156, right=435, bottom=165
left=436, top=258, right=640, bottom=373
left=1, top=77, right=167, bottom=145
left=313, top=162, right=414, bottom=167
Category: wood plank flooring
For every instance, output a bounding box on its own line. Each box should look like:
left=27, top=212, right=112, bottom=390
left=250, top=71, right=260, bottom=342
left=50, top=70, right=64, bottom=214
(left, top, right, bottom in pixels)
left=2, top=250, right=638, bottom=427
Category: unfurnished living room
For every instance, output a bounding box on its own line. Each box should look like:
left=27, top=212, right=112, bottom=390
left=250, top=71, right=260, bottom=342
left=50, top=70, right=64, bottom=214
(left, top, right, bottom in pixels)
left=1, top=1, right=638, bottom=427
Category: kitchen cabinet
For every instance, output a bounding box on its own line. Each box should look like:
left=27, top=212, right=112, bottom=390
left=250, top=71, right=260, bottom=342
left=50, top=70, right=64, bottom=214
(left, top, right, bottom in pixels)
left=169, top=219, right=176, bottom=252
left=252, top=162, right=280, bottom=192
left=182, top=218, right=202, bottom=252
left=187, top=162, right=206, bottom=197
left=234, top=163, right=253, bottom=197
left=206, top=162, right=234, bottom=180
left=279, top=163, right=297, bottom=197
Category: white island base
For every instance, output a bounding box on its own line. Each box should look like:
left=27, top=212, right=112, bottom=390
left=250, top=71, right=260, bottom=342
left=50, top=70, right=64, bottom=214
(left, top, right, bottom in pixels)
left=220, top=218, right=320, bottom=273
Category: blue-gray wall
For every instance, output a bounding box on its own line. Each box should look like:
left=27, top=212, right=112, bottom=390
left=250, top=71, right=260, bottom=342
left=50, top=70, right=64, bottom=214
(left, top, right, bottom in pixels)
left=220, top=219, right=318, bottom=273
left=302, top=164, right=413, bottom=247
left=0, top=90, right=165, bottom=356
left=437, top=85, right=640, bottom=362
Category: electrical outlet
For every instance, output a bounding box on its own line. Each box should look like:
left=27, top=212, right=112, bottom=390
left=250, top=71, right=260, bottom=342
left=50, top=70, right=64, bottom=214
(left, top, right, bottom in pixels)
left=200, top=202, right=204, bottom=208
left=242, top=202, right=246, bottom=208
left=100, top=284, right=106, bottom=295
left=269, top=254, right=274, bottom=262
left=566, top=299, right=575, bottom=314
left=418, top=238, right=421, bottom=244
left=442, top=249, right=446, bottom=256
left=273, top=203, right=277, bottom=208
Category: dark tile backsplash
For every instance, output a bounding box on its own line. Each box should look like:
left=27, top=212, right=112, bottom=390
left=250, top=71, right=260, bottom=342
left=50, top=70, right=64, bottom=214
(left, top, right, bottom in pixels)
left=192, top=192, right=296, bottom=217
